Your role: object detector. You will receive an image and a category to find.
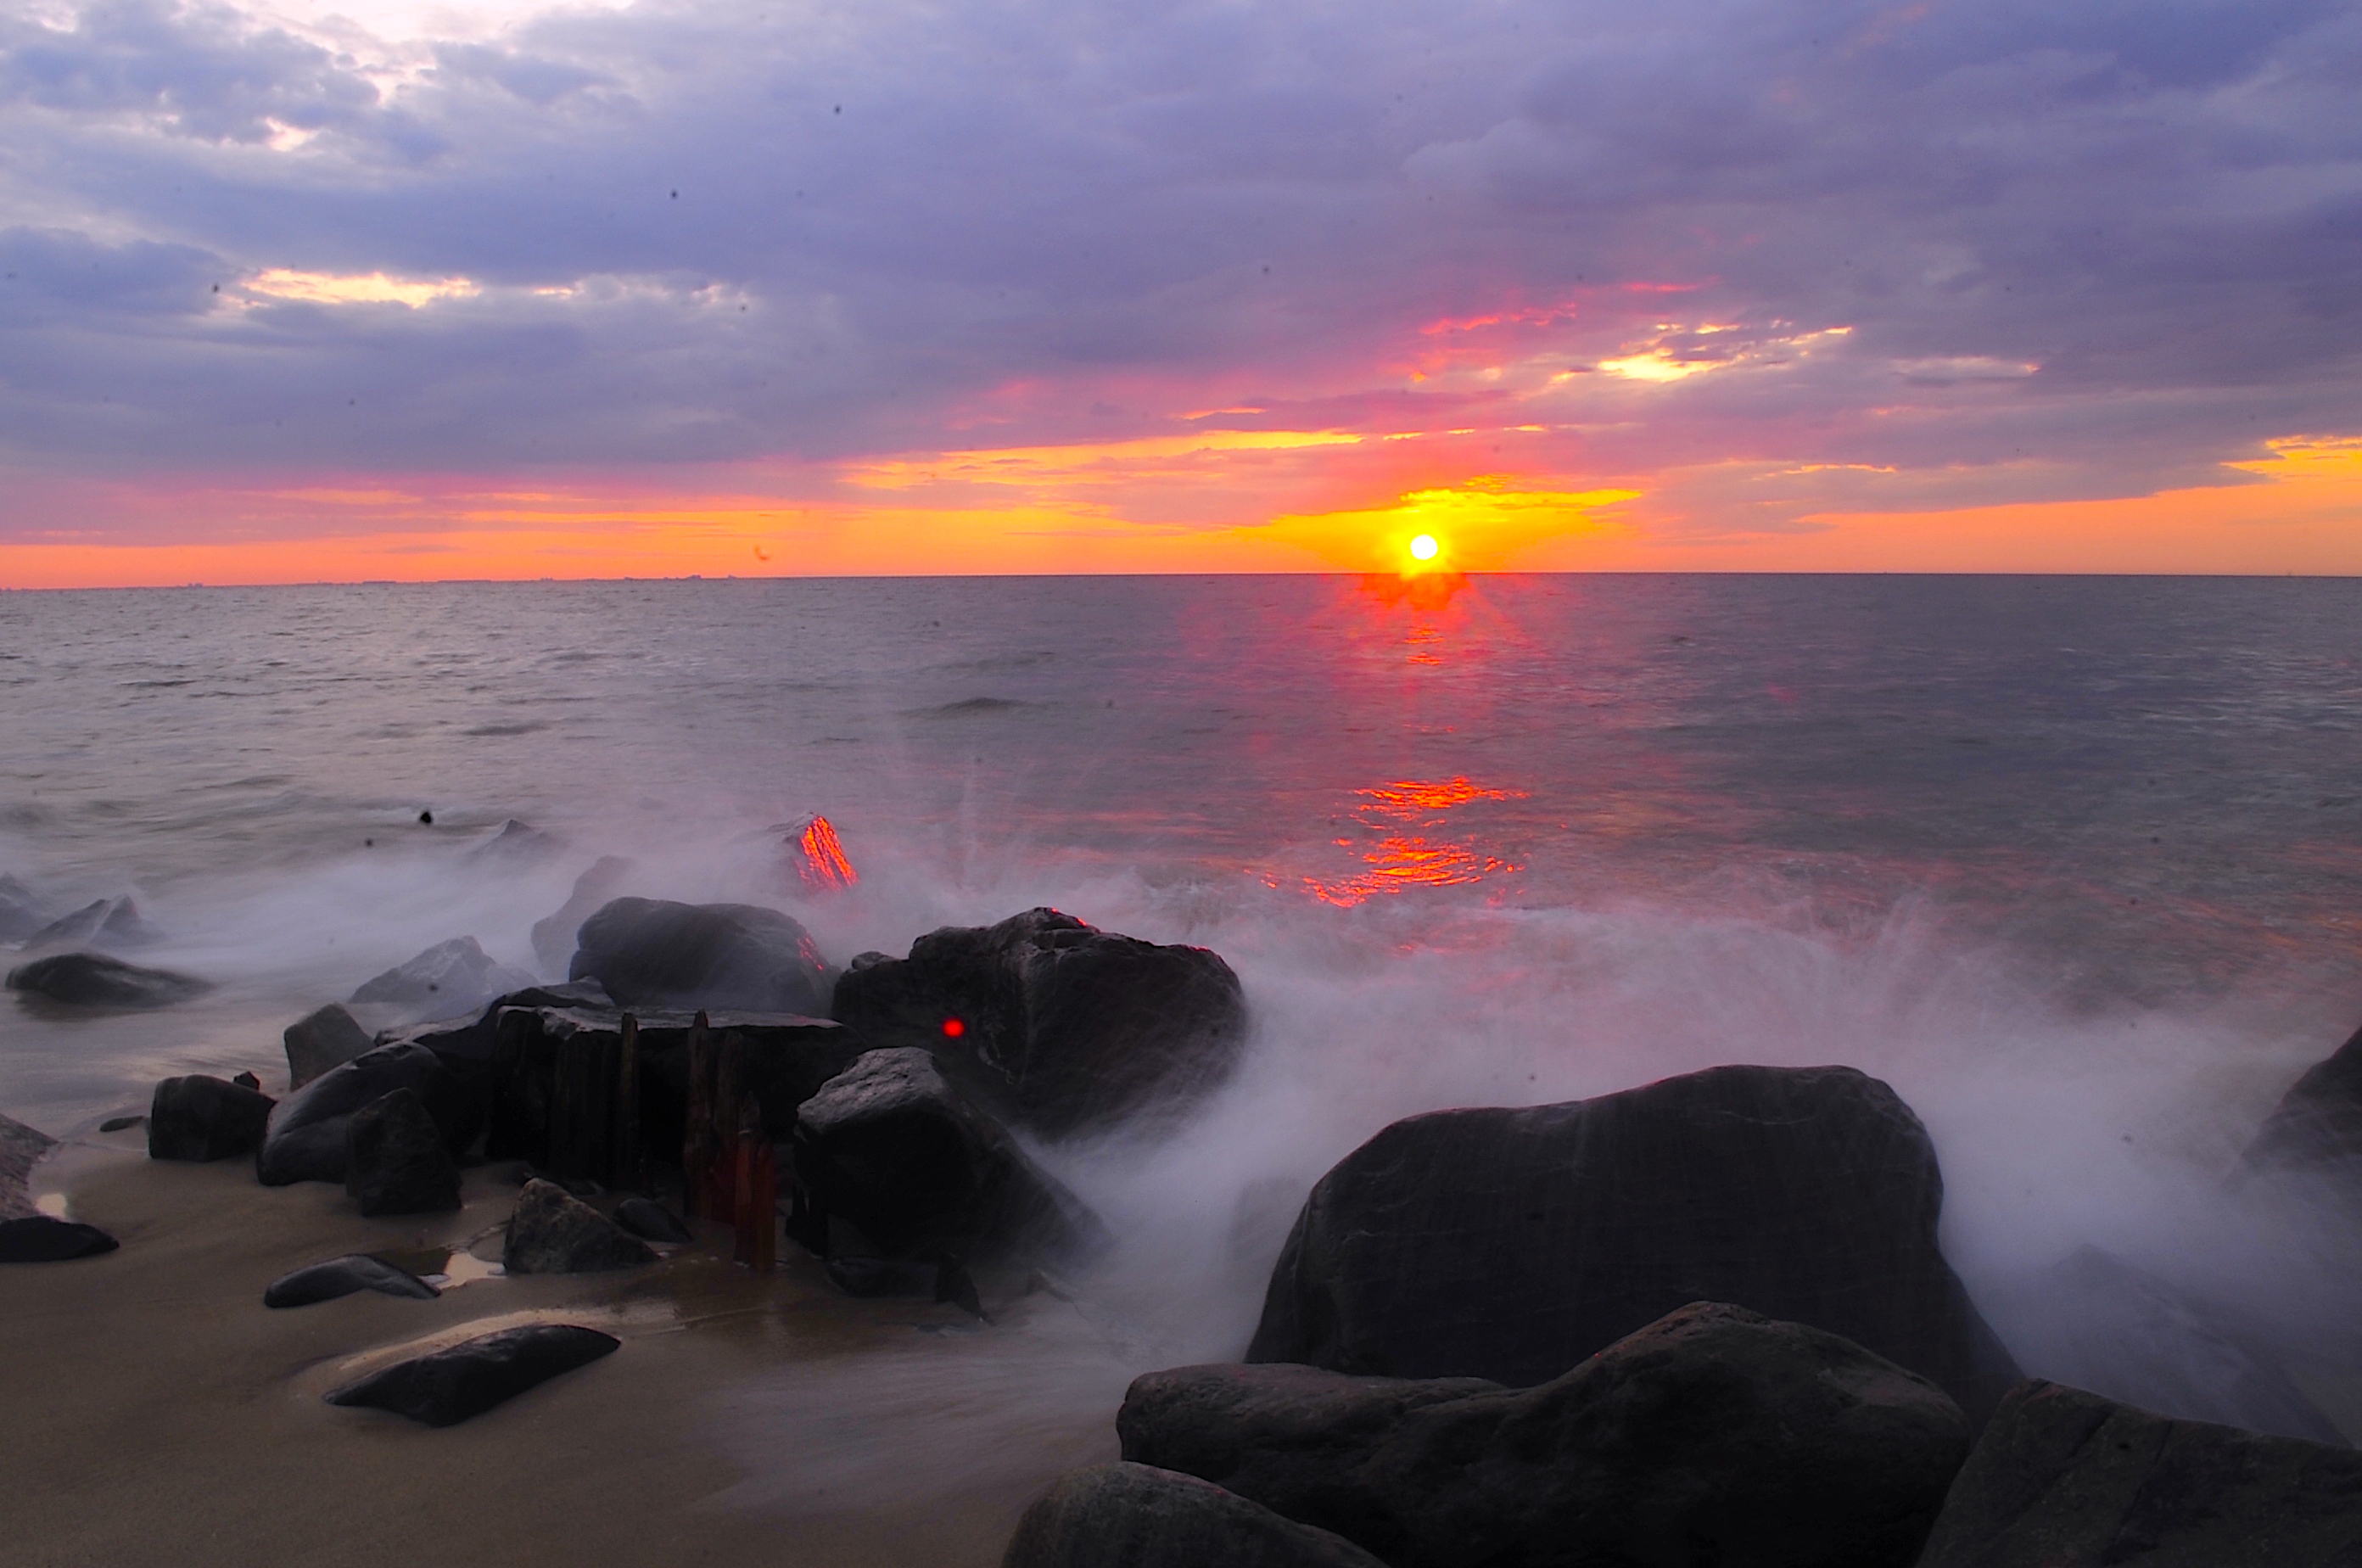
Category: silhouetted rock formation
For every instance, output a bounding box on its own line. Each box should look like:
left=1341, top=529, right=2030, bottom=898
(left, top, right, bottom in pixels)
left=6, top=950, right=210, bottom=1009
left=256, top=1043, right=472, bottom=1186
left=324, top=1323, right=619, bottom=1427
left=148, top=1074, right=274, bottom=1162
left=1003, top=1464, right=1386, bottom=1568
left=570, top=897, right=829, bottom=1015
left=2246, top=1019, right=2362, bottom=1178
left=0, top=1215, right=118, bottom=1262
left=831, top=907, right=1245, bottom=1136
left=1248, top=1064, right=2018, bottom=1422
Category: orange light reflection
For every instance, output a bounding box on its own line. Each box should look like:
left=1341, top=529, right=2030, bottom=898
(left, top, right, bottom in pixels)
left=1293, top=776, right=1531, bottom=906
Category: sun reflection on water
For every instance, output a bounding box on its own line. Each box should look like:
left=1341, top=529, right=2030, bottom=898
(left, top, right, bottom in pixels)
left=1285, top=776, right=1531, bottom=906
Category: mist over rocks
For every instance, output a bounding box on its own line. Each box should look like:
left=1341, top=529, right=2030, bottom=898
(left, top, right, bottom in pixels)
left=2243, top=1017, right=2362, bottom=1179
left=1003, top=1463, right=1388, bottom=1568
left=6, top=951, right=212, bottom=1010
left=531, top=856, right=634, bottom=975
left=1247, top=1063, right=2019, bottom=1421
left=831, top=907, right=1247, bottom=1138
left=22, top=896, right=160, bottom=952
left=0, top=874, right=55, bottom=944
left=283, top=1003, right=373, bottom=1090
left=569, top=897, right=828, bottom=1016
left=1916, top=1379, right=2362, bottom=1567
left=148, top=1074, right=273, bottom=1162
left=255, top=1042, right=474, bottom=1186
left=350, top=936, right=535, bottom=1023
left=1122, top=1302, right=1973, bottom=1568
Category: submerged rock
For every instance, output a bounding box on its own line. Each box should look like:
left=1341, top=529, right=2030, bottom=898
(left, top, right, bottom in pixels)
left=831, top=907, right=1245, bottom=1137
left=0, top=873, right=56, bottom=944
left=2246, top=1018, right=2362, bottom=1177
left=22, top=895, right=160, bottom=951
left=7, top=951, right=211, bottom=1010
left=0, top=1215, right=119, bottom=1262
left=569, top=897, right=829, bottom=1016
left=344, top=1088, right=462, bottom=1216
left=1248, top=1063, right=2018, bottom=1421
left=1004, top=1463, right=1388, bottom=1568
left=1126, top=1302, right=1973, bottom=1568
left=283, top=1003, right=374, bottom=1090
left=612, top=1196, right=692, bottom=1244
left=324, top=1323, right=620, bottom=1427
left=1917, top=1379, right=2362, bottom=1567
left=530, top=856, right=635, bottom=975
left=264, top=1253, right=441, bottom=1308
left=350, top=936, right=535, bottom=1022
left=794, top=1047, right=1106, bottom=1266
left=256, top=1043, right=469, bottom=1186
left=502, top=1178, right=656, bottom=1274
left=148, top=1074, right=275, bottom=1162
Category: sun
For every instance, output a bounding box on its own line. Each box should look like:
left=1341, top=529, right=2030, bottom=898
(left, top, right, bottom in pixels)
left=1408, top=533, right=1440, bottom=562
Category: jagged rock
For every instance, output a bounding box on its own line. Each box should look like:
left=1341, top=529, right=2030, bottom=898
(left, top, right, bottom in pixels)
left=612, top=1196, right=691, bottom=1243
left=531, top=856, right=635, bottom=974
left=256, top=1043, right=470, bottom=1186
left=1990, top=1245, right=2344, bottom=1445
left=2246, top=1018, right=2362, bottom=1177
left=502, top=1178, right=656, bottom=1274
left=324, top=1323, right=619, bottom=1427
left=350, top=937, right=535, bottom=1022
left=21, top=895, right=160, bottom=951
left=831, top=907, right=1245, bottom=1137
left=264, top=1253, right=440, bottom=1308
left=232, top=1070, right=260, bottom=1090
left=1004, top=1463, right=1388, bottom=1568
left=1248, top=1064, right=2018, bottom=1421
left=1917, top=1379, right=2362, bottom=1567
left=467, top=819, right=558, bottom=865
left=344, top=1088, right=462, bottom=1216
left=0, top=1215, right=118, bottom=1262
left=569, top=897, right=828, bottom=1016
left=1, top=1111, right=56, bottom=1220
left=794, top=1047, right=1106, bottom=1266
left=283, top=1003, right=374, bottom=1090
left=6, top=951, right=211, bottom=1009
left=1126, top=1302, right=1973, bottom=1568
left=0, top=873, right=55, bottom=944
left=148, top=1074, right=274, bottom=1162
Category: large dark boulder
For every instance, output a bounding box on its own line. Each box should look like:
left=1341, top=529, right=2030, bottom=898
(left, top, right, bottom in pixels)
left=264, top=1253, right=440, bottom=1308
left=255, top=1043, right=472, bottom=1186
left=1917, top=1379, right=2362, bottom=1567
left=283, top=1003, right=374, bottom=1090
left=0, top=873, right=55, bottom=944
left=350, top=936, right=534, bottom=1022
left=148, top=1074, right=274, bottom=1162
left=1248, top=1064, right=2018, bottom=1421
left=531, top=856, right=634, bottom=974
left=832, top=907, right=1245, bottom=1137
left=569, top=898, right=827, bottom=1016
left=7, top=951, right=211, bottom=1010
left=1004, top=1463, right=1387, bottom=1568
left=22, top=895, right=160, bottom=951
left=794, top=1047, right=1106, bottom=1266
left=1126, top=1302, right=1971, bottom=1568
left=612, top=1197, right=692, bottom=1244
left=502, top=1178, right=656, bottom=1274
left=344, top=1089, right=462, bottom=1216
left=324, top=1323, right=619, bottom=1427
left=0, top=1215, right=118, bottom=1261
left=2245, top=1018, right=2362, bottom=1177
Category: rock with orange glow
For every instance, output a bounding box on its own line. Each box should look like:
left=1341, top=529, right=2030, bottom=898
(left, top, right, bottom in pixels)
left=1247, top=1064, right=2019, bottom=1424
left=569, top=897, right=829, bottom=1016
left=830, top=908, right=1245, bottom=1137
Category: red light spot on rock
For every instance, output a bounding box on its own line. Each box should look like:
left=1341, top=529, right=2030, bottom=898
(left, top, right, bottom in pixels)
left=942, top=1017, right=966, bottom=1039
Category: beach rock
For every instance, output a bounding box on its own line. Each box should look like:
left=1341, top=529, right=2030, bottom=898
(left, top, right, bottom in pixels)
left=794, top=1047, right=1107, bottom=1266
left=148, top=1074, right=275, bottom=1162
left=569, top=897, right=829, bottom=1016
left=1247, top=1063, right=2018, bottom=1421
left=467, top=818, right=559, bottom=865
left=612, top=1196, right=691, bottom=1243
left=1990, top=1245, right=2344, bottom=1445
left=344, top=1088, right=462, bottom=1216
left=2245, top=1017, right=2362, bottom=1176
left=6, top=950, right=212, bottom=1010
left=256, top=1043, right=469, bottom=1186
left=531, top=855, right=635, bottom=974
left=502, top=1177, right=656, bottom=1273
left=1916, top=1379, right=2362, bottom=1567
left=22, top=895, right=160, bottom=951
left=283, top=1003, right=374, bottom=1090
left=1126, top=1301, right=1973, bottom=1568
left=98, top=1115, right=143, bottom=1134
left=831, top=907, right=1246, bottom=1137
left=0, top=873, right=55, bottom=944
left=1003, top=1463, right=1388, bottom=1568
left=0, top=1215, right=119, bottom=1262
left=0, top=1111, right=56, bottom=1220
left=324, top=1323, right=620, bottom=1427
left=350, top=936, right=535, bottom=1022
left=263, top=1253, right=440, bottom=1308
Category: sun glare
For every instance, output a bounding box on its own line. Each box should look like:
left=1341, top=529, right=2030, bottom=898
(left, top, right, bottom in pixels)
left=1408, top=533, right=1441, bottom=562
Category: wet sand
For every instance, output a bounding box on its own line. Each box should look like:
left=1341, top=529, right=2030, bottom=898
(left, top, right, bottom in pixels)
left=1, top=1134, right=1129, bottom=1568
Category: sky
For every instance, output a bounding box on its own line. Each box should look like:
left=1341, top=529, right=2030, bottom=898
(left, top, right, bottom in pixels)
left=2, top=0, right=2359, bottom=584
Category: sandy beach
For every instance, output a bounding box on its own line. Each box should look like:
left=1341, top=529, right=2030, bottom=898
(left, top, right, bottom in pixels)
left=2, top=1128, right=1131, bottom=1568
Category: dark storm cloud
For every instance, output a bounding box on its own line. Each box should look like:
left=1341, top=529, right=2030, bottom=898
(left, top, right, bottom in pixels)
left=0, top=0, right=2357, bottom=508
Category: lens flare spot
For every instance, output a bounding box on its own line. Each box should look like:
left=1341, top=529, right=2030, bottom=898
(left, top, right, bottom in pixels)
left=942, top=1017, right=966, bottom=1039
left=1408, top=533, right=1440, bottom=562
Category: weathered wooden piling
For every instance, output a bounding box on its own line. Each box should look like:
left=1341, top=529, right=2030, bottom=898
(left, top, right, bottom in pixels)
left=733, top=1102, right=776, bottom=1270
left=615, top=1011, right=641, bottom=1192
left=682, top=1011, right=715, bottom=1219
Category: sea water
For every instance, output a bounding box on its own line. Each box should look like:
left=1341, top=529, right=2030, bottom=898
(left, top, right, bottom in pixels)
left=3, top=573, right=2359, bottom=1445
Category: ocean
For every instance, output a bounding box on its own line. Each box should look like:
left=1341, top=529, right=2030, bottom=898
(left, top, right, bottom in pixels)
left=3, top=572, right=2360, bottom=1443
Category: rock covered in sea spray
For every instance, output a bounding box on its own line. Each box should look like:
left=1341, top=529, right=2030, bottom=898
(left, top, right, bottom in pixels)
left=324, top=1324, right=619, bottom=1427
left=148, top=1074, right=274, bottom=1162
left=1121, top=1302, right=1973, bottom=1568
left=1002, top=1464, right=1387, bottom=1568
left=6, top=951, right=211, bottom=1010
left=21, top=895, right=160, bottom=951
left=283, top=1002, right=374, bottom=1090
left=256, top=1043, right=473, bottom=1186
left=2244, top=1016, right=2362, bottom=1179
left=350, top=936, right=535, bottom=1022
left=568, top=897, right=829, bottom=1016
left=0, top=873, right=57, bottom=944
left=502, top=1177, right=655, bottom=1273
left=530, top=856, right=635, bottom=974
left=344, top=1087, right=462, bottom=1216
left=1247, top=1063, right=2020, bottom=1422
left=831, top=907, right=1246, bottom=1137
